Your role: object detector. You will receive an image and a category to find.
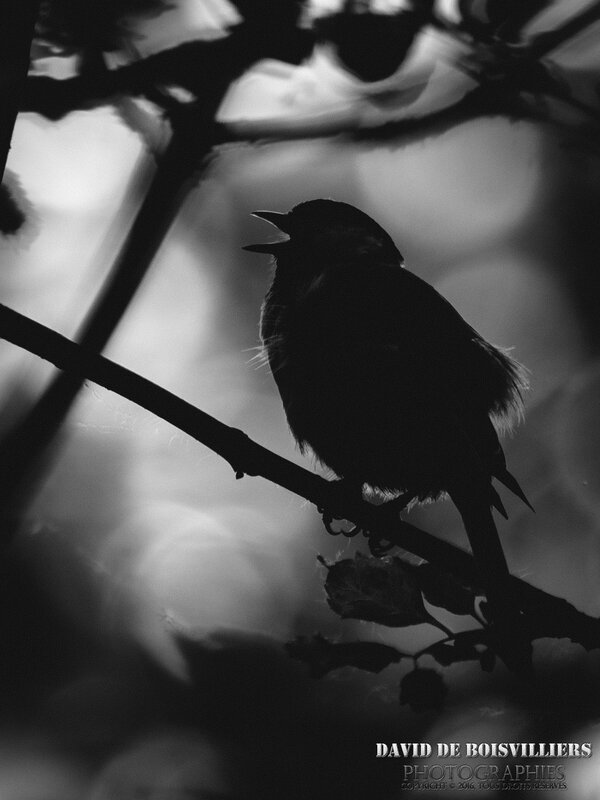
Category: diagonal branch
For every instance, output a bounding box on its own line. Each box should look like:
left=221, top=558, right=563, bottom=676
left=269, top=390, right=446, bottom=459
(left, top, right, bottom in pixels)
left=1, top=301, right=599, bottom=652
left=528, top=0, right=600, bottom=60
left=0, top=122, right=214, bottom=523
left=0, top=0, right=39, bottom=181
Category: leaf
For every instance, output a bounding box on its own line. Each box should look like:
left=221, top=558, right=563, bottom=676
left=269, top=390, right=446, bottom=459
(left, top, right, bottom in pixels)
left=479, top=648, right=496, bottom=672
left=400, top=668, right=447, bottom=712
left=416, top=563, right=477, bottom=616
left=424, top=630, right=488, bottom=667
left=323, top=553, right=430, bottom=627
left=427, top=640, right=479, bottom=667
left=286, top=634, right=404, bottom=678
left=0, top=183, right=25, bottom=236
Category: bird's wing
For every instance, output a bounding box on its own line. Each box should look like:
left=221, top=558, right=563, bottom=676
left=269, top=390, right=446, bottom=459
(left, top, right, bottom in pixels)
left=344, top=263, right=530, bottom=506
left=331, top=261, right=526, bottom=424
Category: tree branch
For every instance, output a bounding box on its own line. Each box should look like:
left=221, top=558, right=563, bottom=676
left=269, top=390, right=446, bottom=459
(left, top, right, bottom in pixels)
left=1, top=301, right=599, bottom=652
left=215, top=83, right=600, bottom=161
left=0, top=0, right=39, bottom=181
left=528, top=0, right=600, bottom=61
left=216, top=87, right=537, bottom=145
left=21, top=21, right=314, bottom=121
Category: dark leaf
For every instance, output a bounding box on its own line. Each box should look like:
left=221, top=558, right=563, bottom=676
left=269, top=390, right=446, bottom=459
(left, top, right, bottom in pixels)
left=323, top=553, right=430, bottom=627
left=423, top=630, right=489, bottom=667
left=400, top=668, right=447, bottom=712
left=479, top=648, right=496, bottom=672
left=0, top=184, right=25, bottom=236
left=426, top=640, right=479, bottom=667
left=315, top=9, right=428, bottom=83
left=286, top=634, right=404, bottom=678
left=416, top=563, right=477, bottom=616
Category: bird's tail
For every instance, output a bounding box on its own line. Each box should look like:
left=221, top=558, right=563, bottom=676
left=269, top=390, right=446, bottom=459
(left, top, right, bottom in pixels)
left=450, top=488, right=512, bottom=607
left=494, top=466, right=534, bottom=512
left=449, top=487, right=531, bottom=672
left=484, top=343, right=529, bottom=433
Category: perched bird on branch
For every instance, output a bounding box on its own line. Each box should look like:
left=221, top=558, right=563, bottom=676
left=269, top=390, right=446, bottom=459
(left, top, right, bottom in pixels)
left=245, top=198, right=532, bottom=655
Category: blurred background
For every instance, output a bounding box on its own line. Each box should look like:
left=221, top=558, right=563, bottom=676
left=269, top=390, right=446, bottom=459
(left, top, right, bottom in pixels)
left=2, top=0, right=600, bottom=797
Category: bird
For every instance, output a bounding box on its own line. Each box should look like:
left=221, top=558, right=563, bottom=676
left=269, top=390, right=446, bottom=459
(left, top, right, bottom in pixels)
left=244, top=198, right=532, bottom=647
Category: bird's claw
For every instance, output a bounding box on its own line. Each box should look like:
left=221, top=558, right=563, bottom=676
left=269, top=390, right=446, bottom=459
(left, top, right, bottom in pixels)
left=319, top=483, right=413, bottom=543
left=319, top=478, right=368, bottom=539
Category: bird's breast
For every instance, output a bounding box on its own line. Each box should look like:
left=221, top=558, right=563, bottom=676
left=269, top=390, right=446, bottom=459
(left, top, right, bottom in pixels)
left=260, top=287, right=437, bottom=491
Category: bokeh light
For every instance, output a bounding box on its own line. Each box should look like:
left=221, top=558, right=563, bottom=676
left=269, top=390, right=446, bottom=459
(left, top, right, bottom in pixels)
left=2, top=0, right=600, bottom=796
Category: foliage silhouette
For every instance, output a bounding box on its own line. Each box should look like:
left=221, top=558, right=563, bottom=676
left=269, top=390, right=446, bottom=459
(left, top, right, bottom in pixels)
left=287, top=634, right=405, bottom=678
left=36, top=0, right=172, bottom=56
left=400, top=667, right=447, bottom=712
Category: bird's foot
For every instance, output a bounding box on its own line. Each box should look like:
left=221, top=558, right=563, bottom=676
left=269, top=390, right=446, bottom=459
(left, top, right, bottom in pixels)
left=319, top=484, right=416, bottom=544
left=319, top=478, right=366, bottom=539
left=365, top=492, right=416, bottom=555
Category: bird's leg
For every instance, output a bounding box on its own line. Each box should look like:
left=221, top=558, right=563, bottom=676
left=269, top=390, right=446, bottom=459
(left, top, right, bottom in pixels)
left=363, top=492, right=416, bottom=555
left=319, top=477, right=366, bottom=538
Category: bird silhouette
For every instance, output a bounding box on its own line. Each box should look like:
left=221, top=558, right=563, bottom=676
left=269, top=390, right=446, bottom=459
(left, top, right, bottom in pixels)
left=245, top=198, right=532, bottom=656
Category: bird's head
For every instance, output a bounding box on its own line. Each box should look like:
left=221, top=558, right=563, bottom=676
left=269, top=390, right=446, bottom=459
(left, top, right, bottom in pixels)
left=243, top=199, right=403, bottom=266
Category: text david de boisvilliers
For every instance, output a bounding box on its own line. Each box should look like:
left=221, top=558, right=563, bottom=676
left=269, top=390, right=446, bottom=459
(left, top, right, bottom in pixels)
left=376, top=743, right=592, bottom=759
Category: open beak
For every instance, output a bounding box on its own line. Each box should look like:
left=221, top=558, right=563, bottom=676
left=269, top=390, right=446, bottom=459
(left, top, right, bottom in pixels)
left=242, top=240, right=289, bottom=254
left=242, top=210, right=291, bottom=254
left=250, top=210, right=290, bottom=231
